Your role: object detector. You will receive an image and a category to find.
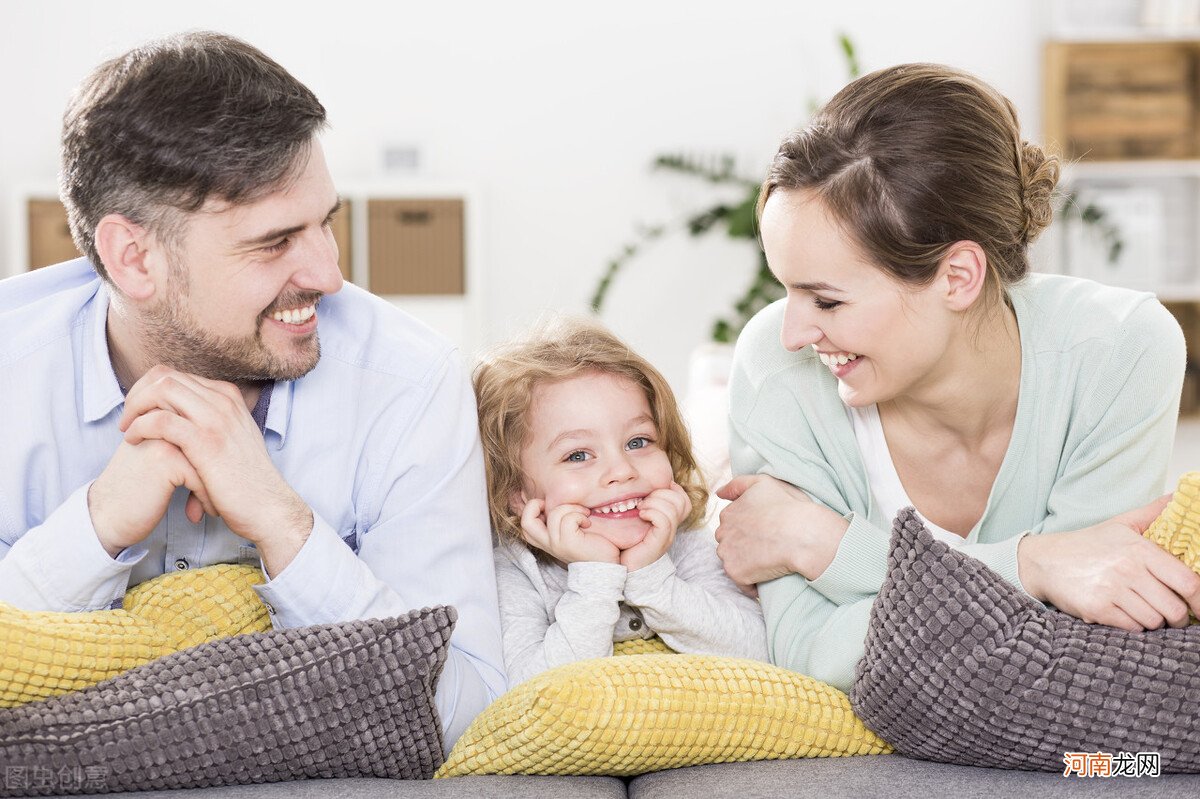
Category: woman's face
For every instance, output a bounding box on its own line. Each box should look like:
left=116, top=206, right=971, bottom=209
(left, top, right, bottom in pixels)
left=759, top=188, right=953, bottom=408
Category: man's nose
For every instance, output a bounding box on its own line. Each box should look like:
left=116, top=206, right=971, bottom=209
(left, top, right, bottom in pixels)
left=294, top=229, right=344, bottom=296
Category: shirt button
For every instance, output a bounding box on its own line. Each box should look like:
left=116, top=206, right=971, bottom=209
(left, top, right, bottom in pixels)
left=263, top=602, right=275, bottom=615
left=629, top=618, right=642, bottom=631
left=174, top=558, right=190, bottom=571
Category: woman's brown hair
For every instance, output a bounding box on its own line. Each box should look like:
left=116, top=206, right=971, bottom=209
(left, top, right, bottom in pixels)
left=758, top=63, right=1060, bottom=303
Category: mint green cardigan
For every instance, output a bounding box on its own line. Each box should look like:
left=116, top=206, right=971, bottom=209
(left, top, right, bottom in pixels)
left=728, top=273, right=1186, bottom=692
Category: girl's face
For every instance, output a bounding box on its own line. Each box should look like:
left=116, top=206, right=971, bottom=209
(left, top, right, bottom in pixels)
left=759, top=188, right=955, bottom=408
left=514, top=371, right=676, bottom=551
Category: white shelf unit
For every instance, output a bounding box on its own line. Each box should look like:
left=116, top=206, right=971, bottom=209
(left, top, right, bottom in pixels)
left=339, top=181, right=486, bottom=357
left=1050, top=163, right=1200, bottom=301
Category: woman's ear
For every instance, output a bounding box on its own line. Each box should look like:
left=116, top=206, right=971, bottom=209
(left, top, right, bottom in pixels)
left=940, top=241, right=988, bottom=312
left=94, top=213, right=160, bottom=302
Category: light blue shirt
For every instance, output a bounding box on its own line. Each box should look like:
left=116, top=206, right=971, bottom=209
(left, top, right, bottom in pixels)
left=0, top=258, right=507, bottom=750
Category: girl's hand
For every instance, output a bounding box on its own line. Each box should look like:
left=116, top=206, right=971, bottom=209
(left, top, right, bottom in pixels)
left=714, top=474, right=849, bottom=592
left=519, top=498, right=620, bottom=565
left=622, top=481, right=692, bottom=571
left=1019, top=495, right=1200, bottom=630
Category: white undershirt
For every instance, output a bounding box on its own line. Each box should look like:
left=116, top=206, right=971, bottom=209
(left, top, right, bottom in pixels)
left=848, top=403, right=967, bottom=549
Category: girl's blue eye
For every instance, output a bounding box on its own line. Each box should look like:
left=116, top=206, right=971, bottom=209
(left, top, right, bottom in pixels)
left=627, top=436, right=650, bottom=450
left=565, top=451, right=589, bottom=462
left=813, top=297, right=841, bottom=310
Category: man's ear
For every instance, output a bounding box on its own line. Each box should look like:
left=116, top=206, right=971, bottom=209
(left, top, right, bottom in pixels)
left=94, top=213, right=160, bottom=301
left=940, top=241, right=988, bottom=313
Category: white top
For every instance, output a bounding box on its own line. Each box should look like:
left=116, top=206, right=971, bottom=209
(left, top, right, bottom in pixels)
left=848, top=403, right=966, bottom=548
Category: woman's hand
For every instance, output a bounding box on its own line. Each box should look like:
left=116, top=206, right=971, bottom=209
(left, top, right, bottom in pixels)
left=1019, top=495, right=1200, bottom=630
left=714, top=474, right=849, bottom=594
left=622, top=481, right=692, bottom=572
left=518, top=498, right=620, bottom=565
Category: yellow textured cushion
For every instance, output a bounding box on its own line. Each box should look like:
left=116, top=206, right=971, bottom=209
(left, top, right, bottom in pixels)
left=436, top=654, right=891, bottom=777
left=1146, top=471, right=1200, bottom=575
left=612, top=636, right=676, bottom=655
left=0, top=564, right=270, bottom=707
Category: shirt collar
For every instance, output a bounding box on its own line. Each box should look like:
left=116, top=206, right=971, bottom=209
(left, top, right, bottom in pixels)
left=263, top=378, right=293, bottom=449
left=82, top=281, right=296, bottom=446
left=82, top=283, right=126, bottom=424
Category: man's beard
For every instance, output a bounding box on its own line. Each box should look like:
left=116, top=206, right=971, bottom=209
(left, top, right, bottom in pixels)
left=138, top=271, right=323, bottom=384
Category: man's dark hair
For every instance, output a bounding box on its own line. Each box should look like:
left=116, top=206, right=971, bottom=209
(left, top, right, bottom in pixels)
left=59, top=31, right=328, bottom=279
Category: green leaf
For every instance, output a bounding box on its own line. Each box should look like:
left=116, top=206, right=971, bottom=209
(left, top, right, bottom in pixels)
left=839, top=33, right=860, bottom=79
left=725, top=189, right=761, bottom=239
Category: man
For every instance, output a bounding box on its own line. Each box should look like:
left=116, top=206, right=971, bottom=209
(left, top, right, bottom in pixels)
left=0, top=31, right=506, bottom=750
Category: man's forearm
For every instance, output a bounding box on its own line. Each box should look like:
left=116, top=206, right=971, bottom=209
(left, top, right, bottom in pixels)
left=0, top=482, right=143, bottom=611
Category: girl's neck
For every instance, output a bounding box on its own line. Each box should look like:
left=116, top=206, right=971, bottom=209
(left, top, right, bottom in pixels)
left=880, top=296, right=1022, bottom=448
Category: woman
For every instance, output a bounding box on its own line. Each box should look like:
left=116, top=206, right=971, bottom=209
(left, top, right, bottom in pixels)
left=713, top=63, right=1200, bottom=693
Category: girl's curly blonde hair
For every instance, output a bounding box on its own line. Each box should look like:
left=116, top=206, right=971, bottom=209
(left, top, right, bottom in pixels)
left=473, top=315, right=708, bottom=545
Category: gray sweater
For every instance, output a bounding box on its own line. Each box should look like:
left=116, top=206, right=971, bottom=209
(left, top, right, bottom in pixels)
left=494, top=527, right=768, bottom=685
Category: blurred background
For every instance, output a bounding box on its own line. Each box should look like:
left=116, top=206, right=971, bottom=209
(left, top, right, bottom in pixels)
left=4, top=0, right=1200, bottom=483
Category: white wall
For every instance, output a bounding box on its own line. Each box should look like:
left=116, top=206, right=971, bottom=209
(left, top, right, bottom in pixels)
left=0, top=0, right=1049, bottom=390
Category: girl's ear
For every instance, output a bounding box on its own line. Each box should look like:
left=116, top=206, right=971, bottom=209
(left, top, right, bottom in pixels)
left=508, top=489, right=530, bottom=517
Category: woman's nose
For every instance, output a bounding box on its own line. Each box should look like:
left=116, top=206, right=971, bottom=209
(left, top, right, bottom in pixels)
left=781, top=304, right=822, bottom=352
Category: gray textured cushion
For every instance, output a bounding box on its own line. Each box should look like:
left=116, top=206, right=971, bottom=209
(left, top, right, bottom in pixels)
left=0, top=607, right=456, bottom=796
left=64, top=775, right=629, bottom=799
left=851, top=509, right=1200, bottom=772
left=628, top=756, right=1200, bottom=799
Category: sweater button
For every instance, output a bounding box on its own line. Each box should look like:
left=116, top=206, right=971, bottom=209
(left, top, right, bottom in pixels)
left=629, top=618, right=642, bottom=631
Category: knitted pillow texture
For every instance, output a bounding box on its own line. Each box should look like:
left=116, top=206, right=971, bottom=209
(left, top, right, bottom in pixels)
left=612, top=635, right=677, bottom=655
left=0, top=606, right=456, bottom=796
left=436, top=654, right=891, bottom=777
left=1145, top=471, right=1200, bottom=579
left=1, top=564, right=271, bottom=706
left=851, top=508, right=1200, bottom=772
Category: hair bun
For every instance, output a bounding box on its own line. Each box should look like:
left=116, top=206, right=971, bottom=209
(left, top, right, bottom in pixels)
left=1019, top=141, right=1060, bottom=243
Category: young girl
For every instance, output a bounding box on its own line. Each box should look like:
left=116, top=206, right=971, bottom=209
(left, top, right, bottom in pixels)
left=474, top=316, right=767, bottom=685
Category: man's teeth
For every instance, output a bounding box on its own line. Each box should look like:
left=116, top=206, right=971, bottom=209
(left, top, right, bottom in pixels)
left=594, top=498, right=642, bottom=515
left=271, top=305, right=316, bottom=325
left=818, top=352, right=860, bottom=367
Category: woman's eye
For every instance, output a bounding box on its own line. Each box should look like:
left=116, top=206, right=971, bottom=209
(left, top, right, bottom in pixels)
left=627, top=436, right=651, bottom=450
left=812, top=297, right=841, bottom=310
left=565, top=451, right=590, bottom=463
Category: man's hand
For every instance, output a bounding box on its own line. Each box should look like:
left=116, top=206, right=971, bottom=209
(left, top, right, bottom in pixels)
left=88, top=439, right=218, bottom=558
left=621, top=482, right=691, bottom=572
left=714, top=474, right=849, bottom=593
left=518, top=498, right=620, bottom=565
left=117, top=365, right=313, bottom=574
left=1019, top=495, right=1200, bottom=630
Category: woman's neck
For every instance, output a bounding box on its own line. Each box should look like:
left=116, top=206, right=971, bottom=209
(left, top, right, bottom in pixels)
left=880, top=297, right=1022, bottom=449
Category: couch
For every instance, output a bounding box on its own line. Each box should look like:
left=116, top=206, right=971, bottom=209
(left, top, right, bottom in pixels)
left=58, top=757, right=1200, bottom=798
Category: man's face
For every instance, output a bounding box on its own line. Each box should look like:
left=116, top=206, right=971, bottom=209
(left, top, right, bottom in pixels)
left=139, top=140, right=344, bottom=383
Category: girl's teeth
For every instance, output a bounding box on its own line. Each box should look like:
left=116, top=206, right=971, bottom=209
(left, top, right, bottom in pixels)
left=597, top=498, right=641, bottom=514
